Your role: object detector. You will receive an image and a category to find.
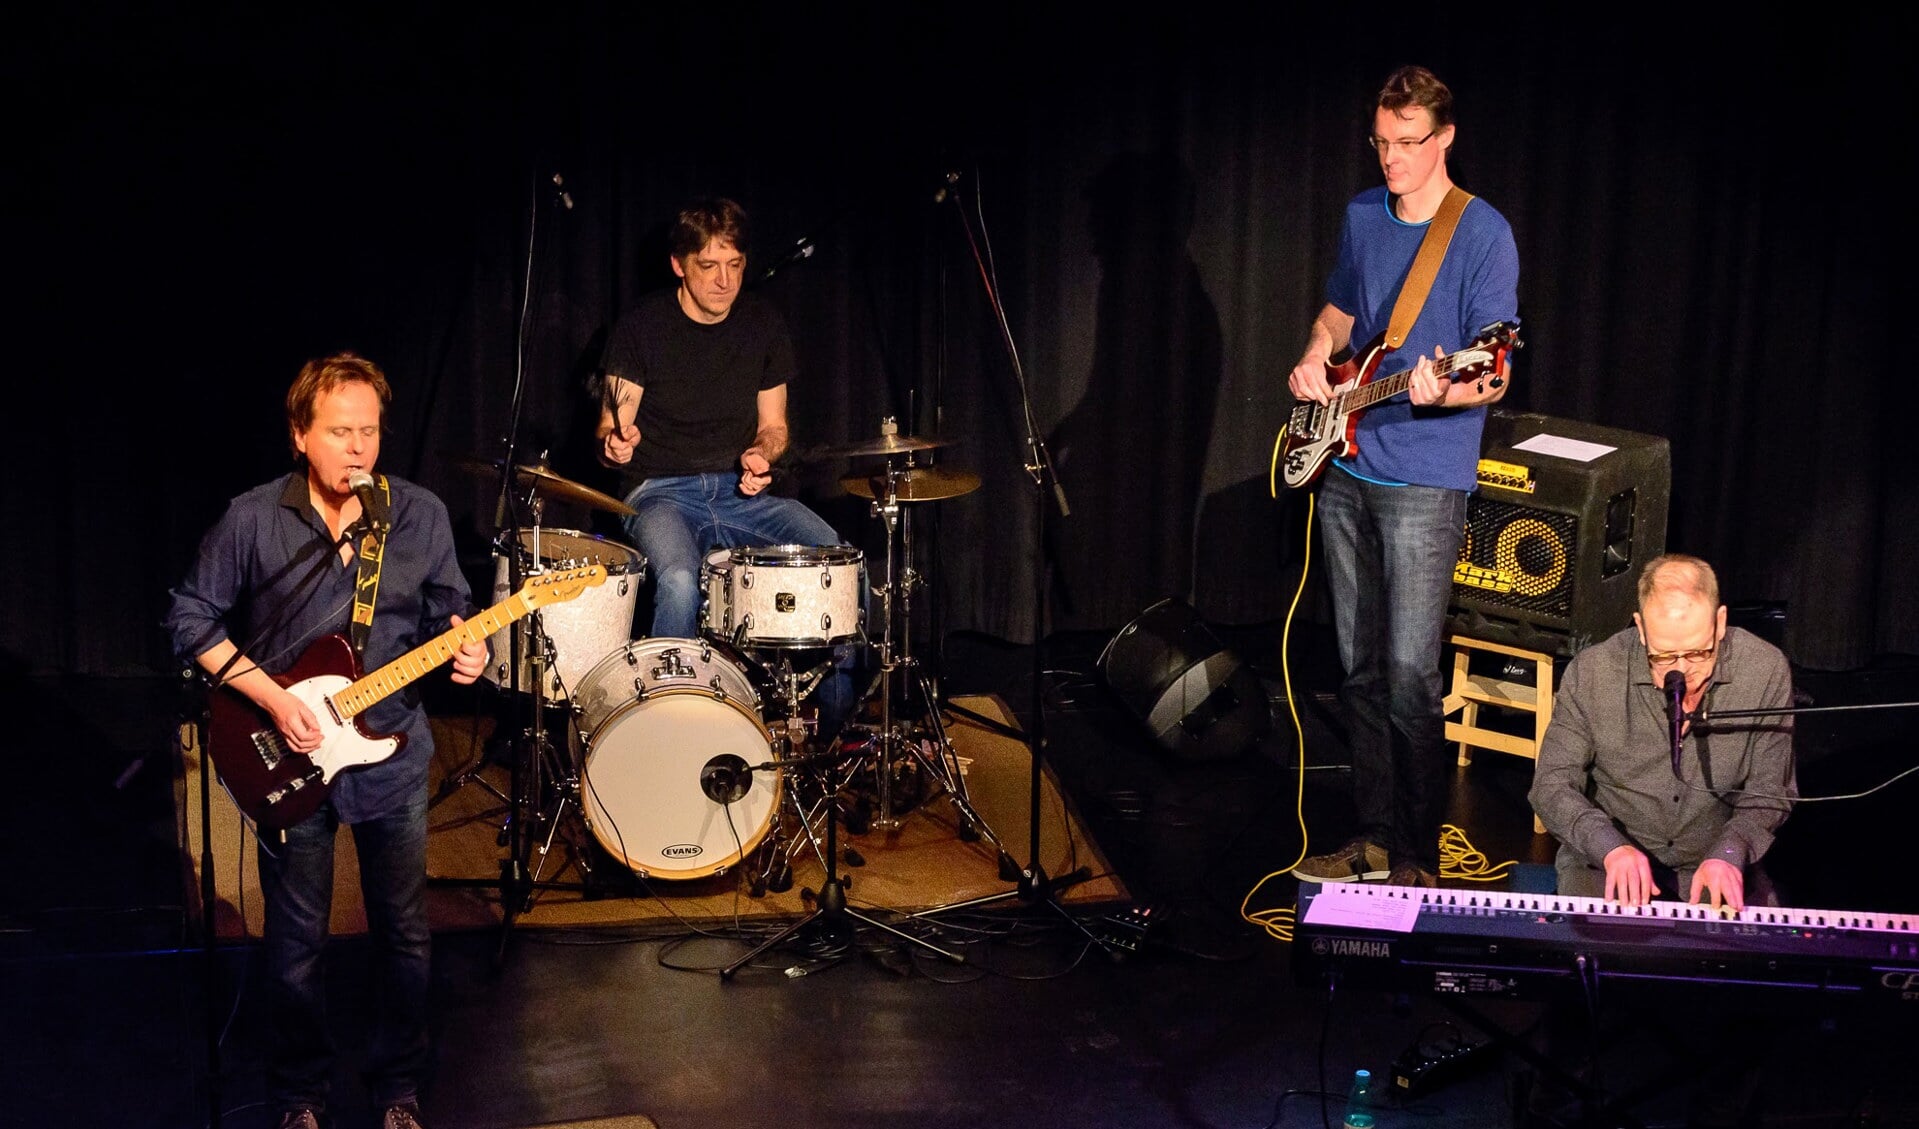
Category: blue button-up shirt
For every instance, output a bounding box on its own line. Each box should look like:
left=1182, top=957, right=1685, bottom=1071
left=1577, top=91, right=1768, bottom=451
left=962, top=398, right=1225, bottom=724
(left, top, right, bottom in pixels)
left=165, top=472, right=473, bottom=823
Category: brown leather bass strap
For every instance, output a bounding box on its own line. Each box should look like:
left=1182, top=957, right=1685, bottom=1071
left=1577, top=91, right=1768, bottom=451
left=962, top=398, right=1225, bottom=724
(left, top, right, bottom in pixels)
left=1384, top=185, right=1475, bottom=349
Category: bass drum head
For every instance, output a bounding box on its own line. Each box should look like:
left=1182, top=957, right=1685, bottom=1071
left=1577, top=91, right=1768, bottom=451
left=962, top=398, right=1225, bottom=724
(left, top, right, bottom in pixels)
left=580, top=690, right=777, bottom=880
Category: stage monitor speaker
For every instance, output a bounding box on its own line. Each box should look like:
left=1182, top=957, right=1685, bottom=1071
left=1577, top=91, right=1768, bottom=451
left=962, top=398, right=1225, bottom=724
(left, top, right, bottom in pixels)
left=1097, top=598, right=1271, bottom=762
left=1448, top=410, right=1670, bottom=658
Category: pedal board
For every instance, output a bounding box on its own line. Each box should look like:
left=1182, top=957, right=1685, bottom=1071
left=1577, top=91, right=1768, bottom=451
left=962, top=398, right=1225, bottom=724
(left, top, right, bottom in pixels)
left=1091, top=904, right=1155, bottom=955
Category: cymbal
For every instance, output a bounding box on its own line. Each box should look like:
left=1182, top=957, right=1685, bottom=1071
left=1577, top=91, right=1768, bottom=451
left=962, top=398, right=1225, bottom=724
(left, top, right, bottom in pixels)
left=815, top=431, right=952, bottom=459
left=840, top=465, right=982, bottom=502
left=456, top=457, right=636, bottom=516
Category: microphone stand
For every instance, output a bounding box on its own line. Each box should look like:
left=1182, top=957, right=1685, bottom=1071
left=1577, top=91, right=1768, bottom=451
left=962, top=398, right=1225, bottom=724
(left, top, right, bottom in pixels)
left=182, top=518, right=365, bottom=1129
left=904, top=172, right=1115, bottom=953
left=424, top=167, right=586, bottom=966
left=719, top=754, right=963, bottom=977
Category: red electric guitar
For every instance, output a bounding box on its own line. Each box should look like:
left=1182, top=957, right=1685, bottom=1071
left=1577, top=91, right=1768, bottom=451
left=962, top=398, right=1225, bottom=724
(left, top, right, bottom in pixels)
left=1277, top=320, right=1521, bottom=489
left=204, top=565, right=605, bottom=829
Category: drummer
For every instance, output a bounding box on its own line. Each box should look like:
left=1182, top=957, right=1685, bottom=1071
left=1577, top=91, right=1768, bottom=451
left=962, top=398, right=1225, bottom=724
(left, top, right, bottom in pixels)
left=595, top=197, right=856, bottom=724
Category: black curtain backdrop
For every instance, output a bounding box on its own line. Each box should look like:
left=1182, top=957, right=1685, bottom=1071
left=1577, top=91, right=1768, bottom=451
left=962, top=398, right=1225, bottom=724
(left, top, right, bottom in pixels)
left=6, top=7, right=1907, bottom=678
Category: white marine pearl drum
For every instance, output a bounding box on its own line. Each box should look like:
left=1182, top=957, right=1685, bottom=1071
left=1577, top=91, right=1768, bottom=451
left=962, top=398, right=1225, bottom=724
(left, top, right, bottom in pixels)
left=700, top=544, right=865, bottom=649
left=484, top=529, right=644, bottom=702
left=571, top=637, right=775, bottom=880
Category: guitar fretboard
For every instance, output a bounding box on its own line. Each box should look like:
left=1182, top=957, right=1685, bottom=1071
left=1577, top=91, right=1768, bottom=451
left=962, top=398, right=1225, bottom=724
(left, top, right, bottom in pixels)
left=330, top=566, right=602, bottom=719
left=1339, top=346, right=1489, bottom=413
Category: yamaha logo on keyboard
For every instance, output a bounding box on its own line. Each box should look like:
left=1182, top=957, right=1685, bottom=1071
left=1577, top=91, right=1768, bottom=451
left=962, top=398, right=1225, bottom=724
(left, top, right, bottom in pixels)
left=1312, top=937, right=1393, bottom=960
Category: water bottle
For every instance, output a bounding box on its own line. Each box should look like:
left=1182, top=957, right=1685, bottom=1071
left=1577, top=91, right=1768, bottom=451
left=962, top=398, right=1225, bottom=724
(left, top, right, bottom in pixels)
left=1342, top=1067, right=1376, bottom=1128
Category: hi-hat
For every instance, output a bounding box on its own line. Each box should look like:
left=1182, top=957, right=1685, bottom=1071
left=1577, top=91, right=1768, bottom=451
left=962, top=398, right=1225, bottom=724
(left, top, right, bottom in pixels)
left=815, top=431, right=953, bottom=460
left=840, top=465, right=982, bottom=502
left=456, top=457, right=636, bottom=516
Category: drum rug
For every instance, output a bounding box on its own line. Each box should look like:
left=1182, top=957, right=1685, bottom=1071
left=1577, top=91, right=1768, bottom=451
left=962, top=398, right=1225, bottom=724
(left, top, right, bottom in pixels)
left=184, top=695, right=1127, bottom=938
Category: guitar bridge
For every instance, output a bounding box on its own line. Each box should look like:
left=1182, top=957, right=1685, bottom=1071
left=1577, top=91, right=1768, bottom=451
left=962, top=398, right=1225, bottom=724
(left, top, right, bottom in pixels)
left=1289, top=402, right=1324, bottom=440
left=251, top=728, right=287, bottom=770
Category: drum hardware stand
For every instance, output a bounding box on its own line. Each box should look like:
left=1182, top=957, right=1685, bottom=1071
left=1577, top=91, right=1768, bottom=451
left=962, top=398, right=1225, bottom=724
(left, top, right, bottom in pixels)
left=908, top=182, right=1115, bottom=952
left=741, top=655, right=870, bottom=896
left=852, top=454, right=1014, bottom=871
left=426, top=480, right=591, bottom=961
left=719, top=758, right=964, bottom=978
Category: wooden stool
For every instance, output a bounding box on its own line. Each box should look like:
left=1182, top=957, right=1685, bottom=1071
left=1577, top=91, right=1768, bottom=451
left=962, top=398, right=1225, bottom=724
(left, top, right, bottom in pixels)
left=1441, top=635, right=1552, bottom=834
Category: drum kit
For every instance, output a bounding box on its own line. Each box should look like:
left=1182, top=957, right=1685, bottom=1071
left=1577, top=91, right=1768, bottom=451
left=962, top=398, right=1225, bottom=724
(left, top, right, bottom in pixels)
left=445, top=420, right=1005, bottom=916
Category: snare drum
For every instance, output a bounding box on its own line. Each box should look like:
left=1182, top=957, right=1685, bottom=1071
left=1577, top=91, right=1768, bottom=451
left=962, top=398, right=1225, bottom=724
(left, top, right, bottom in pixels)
left=573, top=638, right=775, bottom=879
left=701, top=544, right=864, bottom=649
left=485, top=528, right=644, bottom=702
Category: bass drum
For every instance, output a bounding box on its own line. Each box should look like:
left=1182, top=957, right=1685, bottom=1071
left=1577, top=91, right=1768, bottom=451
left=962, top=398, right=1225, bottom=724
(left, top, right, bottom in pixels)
left=573, top=638, right=775, bottom=880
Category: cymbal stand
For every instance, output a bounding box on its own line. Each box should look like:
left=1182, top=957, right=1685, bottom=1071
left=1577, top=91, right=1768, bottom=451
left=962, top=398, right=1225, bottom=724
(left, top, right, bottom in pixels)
left=861, top=461, right=1014, bottom=869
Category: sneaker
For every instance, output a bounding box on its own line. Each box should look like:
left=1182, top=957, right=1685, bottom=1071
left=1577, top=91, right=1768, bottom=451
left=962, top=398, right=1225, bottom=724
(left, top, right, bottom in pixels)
left=1294, top=838, right=1390, bottom=883
left=1388, top=862, right=1439, bottom=888
left=276, top=1112, right=321, bottom=1129
left=382, top=1104, right=426, bottom=1129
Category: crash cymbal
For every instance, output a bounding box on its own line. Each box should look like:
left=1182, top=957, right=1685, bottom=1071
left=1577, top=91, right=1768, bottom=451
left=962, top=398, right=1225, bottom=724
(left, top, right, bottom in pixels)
left=455, top=457, right=636, bottom=516
left=840, top=465, right=982, bottom=502
left=815, top=431, right=953, bottom=459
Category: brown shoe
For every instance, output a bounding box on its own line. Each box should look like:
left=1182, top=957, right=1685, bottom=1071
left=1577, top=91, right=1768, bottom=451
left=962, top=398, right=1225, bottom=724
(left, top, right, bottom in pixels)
left=382, top=1104, right=426, bottom=1129
left=1388, top=862, right=1438, bottom=889
left=1294, top=837, right=1390, bottom=883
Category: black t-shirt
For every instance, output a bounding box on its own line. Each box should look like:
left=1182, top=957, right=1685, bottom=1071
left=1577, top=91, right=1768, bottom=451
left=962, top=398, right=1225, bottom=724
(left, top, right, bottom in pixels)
left=601, top=288, right=797, bottom=487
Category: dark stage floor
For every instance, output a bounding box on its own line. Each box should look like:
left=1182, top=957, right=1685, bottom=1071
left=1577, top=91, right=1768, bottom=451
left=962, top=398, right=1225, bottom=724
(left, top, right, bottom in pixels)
left=5, top=622, right=1918, bottom=1129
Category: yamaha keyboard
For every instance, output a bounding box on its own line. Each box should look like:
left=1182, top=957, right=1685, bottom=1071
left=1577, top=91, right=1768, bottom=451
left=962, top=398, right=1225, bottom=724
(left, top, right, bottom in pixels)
left=1295, top=881, right=1919, bottom=1007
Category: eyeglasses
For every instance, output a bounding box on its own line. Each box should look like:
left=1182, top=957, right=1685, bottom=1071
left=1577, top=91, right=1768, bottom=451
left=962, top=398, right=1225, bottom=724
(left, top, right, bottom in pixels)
left=1646, top=643, right=1717, bottom=667
left=1365, top=130, right=1436, bottom=156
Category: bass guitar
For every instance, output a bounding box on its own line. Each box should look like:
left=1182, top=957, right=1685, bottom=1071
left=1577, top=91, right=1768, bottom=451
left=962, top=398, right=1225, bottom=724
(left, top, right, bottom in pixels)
left=1278, top=320, right=1521, bottom=489
left=205, top=565, right=605, bottom=829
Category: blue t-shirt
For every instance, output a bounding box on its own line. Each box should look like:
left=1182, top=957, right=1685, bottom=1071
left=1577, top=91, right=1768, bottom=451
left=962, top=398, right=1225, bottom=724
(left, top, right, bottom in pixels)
left=1324, top=186, right=1520, bottom=491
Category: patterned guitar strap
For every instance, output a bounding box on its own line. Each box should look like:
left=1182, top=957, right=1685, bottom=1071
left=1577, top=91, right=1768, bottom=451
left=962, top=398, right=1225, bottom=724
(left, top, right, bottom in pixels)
left=349, top=474, right=391, bottom=662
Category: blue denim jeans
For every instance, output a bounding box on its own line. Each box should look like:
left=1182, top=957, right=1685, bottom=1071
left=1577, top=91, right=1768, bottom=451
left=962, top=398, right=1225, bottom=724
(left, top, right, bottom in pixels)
left=1317, top=467, right=1467, bottom=873
left=258, top=792, right=431, bottom=1114
left=620, top=472, right=861, bottom=736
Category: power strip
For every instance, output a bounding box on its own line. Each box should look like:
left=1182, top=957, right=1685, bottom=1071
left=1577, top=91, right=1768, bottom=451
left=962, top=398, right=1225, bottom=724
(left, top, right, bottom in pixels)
left=1391, top=1036, right=1495, bottom=1097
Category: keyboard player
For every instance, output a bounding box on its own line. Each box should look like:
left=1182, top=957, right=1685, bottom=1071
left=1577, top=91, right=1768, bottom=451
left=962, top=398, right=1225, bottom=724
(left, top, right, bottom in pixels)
left=1529, top=553, right=1798, bottom=912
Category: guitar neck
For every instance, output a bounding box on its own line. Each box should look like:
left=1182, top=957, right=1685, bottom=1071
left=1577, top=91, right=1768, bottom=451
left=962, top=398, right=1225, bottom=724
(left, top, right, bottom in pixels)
left=330, top=593, right=532, bottom=720
left=1340, top=350, right=1476, bottom=413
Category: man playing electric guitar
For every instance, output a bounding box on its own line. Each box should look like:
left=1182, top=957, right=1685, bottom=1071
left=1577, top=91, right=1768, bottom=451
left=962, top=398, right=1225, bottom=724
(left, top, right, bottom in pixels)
left=1286, top=66, right=1521, bottom=890
left=166, top=352, right=485, bottom=1129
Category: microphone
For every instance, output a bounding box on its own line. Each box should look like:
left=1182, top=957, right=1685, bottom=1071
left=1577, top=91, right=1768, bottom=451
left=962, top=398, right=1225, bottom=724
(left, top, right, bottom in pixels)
left=755, top=236, right=816, bottom=284
left=700, top=754, right=752, bottom=804
left=347, top=470, right=389, bottom=535
left=550, top=172, right=574, bottom=211
left=1664, top=668, right=1686, bottom=779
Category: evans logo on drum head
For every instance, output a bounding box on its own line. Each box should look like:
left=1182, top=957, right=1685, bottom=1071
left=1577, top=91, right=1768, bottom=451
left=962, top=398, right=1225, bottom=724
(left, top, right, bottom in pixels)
left=662, top=844, right=704, bottom=859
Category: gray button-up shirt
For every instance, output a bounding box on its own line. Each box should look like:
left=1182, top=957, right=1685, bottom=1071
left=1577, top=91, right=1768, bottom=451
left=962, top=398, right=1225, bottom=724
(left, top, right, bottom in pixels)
left=1529, top=625, right=1797, bottom=883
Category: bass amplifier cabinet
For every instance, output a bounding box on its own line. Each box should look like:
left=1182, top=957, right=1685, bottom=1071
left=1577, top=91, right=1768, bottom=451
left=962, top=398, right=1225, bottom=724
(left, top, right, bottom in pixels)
left=1447, top=411, right=1670, bottom=658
